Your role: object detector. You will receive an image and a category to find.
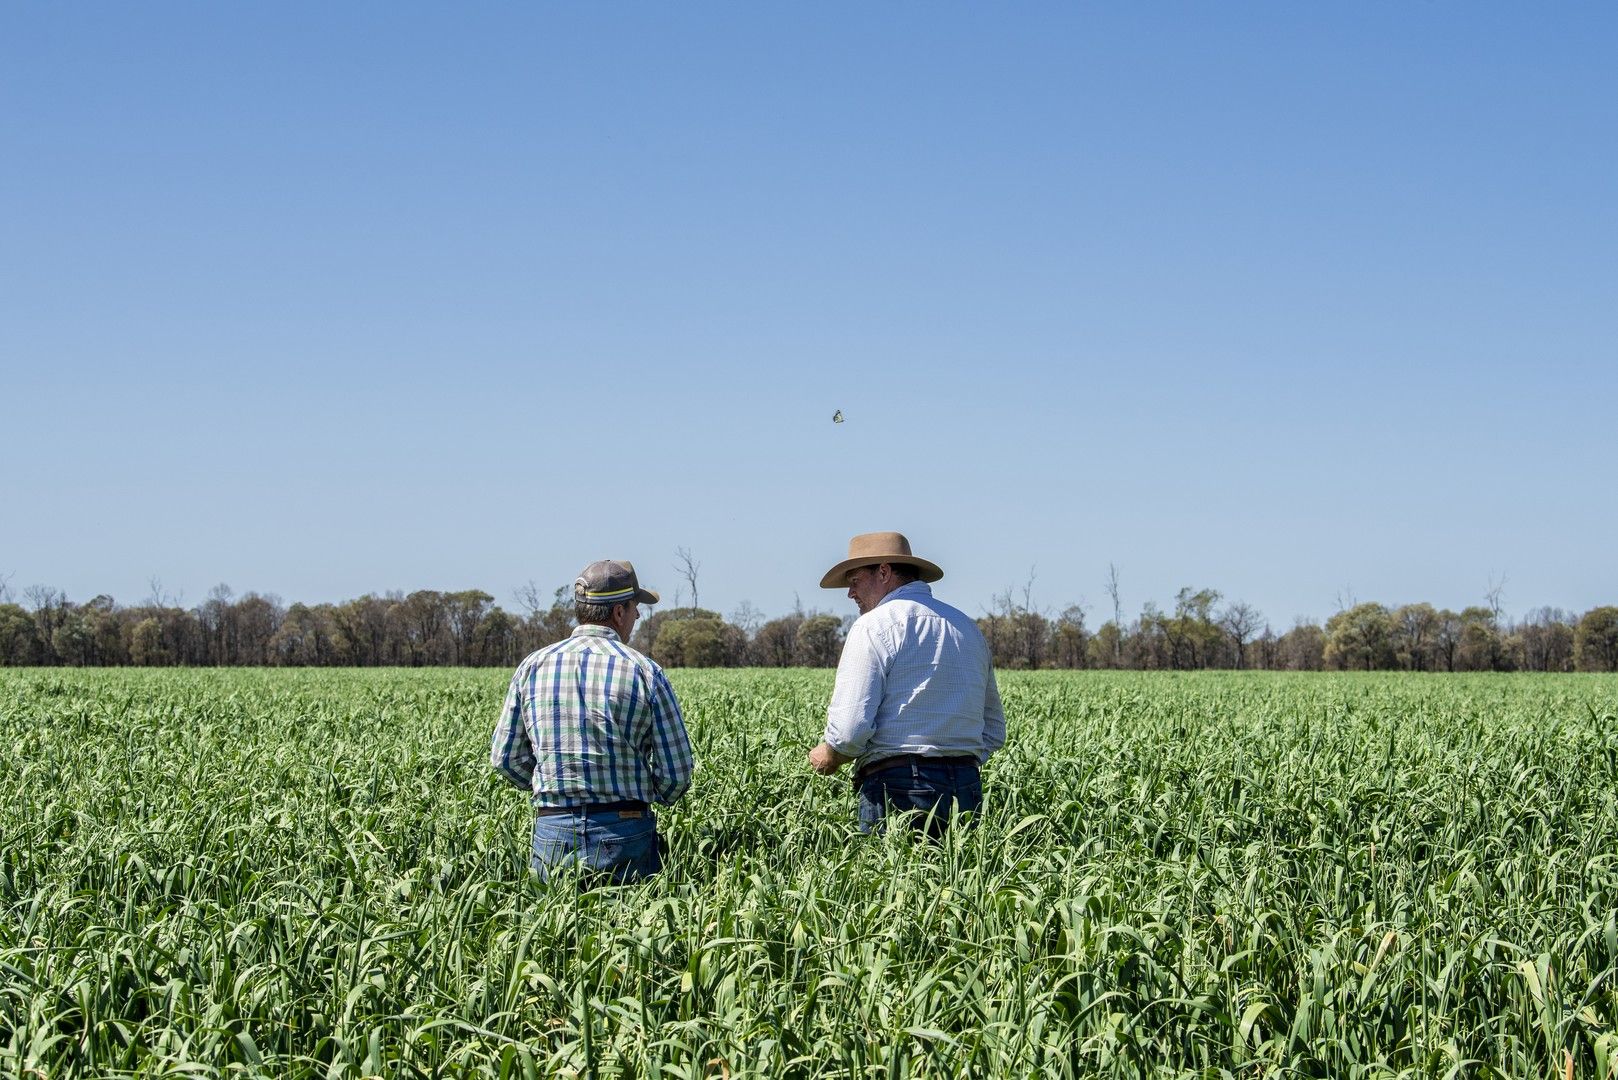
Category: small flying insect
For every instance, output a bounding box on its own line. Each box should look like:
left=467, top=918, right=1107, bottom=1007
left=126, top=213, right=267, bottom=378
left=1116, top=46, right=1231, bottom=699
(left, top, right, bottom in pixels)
left=832, top=410, right=844, bottom=423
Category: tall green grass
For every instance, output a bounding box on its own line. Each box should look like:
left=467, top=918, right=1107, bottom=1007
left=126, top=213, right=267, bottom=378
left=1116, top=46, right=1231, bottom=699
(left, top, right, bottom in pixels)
left=3, top=669, right=1615, bottom=1077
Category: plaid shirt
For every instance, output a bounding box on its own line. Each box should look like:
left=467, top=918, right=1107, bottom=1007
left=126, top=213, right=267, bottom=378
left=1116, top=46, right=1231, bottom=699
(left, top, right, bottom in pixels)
left=491, top=625, right=693, bottom=808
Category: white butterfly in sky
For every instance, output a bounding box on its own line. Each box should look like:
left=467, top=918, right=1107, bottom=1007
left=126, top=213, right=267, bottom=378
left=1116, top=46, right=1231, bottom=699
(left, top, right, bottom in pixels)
left=832, top=410, right=844, bottom=423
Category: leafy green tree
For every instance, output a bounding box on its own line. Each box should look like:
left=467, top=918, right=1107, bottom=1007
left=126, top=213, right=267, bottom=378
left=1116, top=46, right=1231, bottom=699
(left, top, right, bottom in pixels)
left=1455, top=606, right=1504, bottom=671
left=652, top=614, right=746, bottom=667
left=793, top=615, right=843, bottom=667
left=269, top=603, right=334, bottom=666
left=81, top=596, right=126, bottom=665
left=1324, top=603, right=1396, bottom=670
left=1278, top=621, right=1326, bottom=671
left=51, top=611, right=96, bottom=666
left=1053, top=605, right=1088, bottom=669
left=682, top=618, right=748, bottom=667
left=1251, top=625, right=1280, bottom=670
left=0, top=603, right=41, bottom=664
left=1166, top=588, right=1222, bottom=669
left=128, top=617, right=169, bottom=666
left=633, top=607, right=722, bottom=657
left=1131, top=603, right=1171, bottom=670
left=474, top=608, right=521, bottom=667
left=1086, top=622, right=1124, bottom=669
left=1574, top=606, right=1618, bottom=672
left=751, top=615, right=804, bottom=667
left=330, top=594, right=396, bottom=665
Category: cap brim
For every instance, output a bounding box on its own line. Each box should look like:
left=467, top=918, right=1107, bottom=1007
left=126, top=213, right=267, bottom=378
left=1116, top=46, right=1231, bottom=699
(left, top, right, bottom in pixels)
left=635, top=587, right=659, bottom=605
left=819, top=556, right=943, bottom=589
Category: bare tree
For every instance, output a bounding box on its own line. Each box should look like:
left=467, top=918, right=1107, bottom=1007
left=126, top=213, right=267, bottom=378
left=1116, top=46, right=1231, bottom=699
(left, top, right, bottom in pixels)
left=145, top=575, right=183, bottom=609
left=198, top=584, right=238, bottom=665
left=675, top=546, right=701, bottom=613
left=729, top=600, right=763, bottom=637
left=1105, top=563, right=1123, bottom=663
left=1218, top=601, right=1264, bottom=670
left=1017, top=567, right=1046, bottom=669
left=514, top=580, right=552, bottom=620
left=0, top=571, right=13, bottom=604
left=23, top=584, right=61, bottom=611
left=1485, top=572, right=1507, bottom=623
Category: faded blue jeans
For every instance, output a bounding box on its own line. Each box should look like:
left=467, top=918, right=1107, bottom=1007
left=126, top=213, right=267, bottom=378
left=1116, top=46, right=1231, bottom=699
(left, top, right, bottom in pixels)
left=857, top=757, right=982, bottom=838
left=530, top=808, right=662, bottom=884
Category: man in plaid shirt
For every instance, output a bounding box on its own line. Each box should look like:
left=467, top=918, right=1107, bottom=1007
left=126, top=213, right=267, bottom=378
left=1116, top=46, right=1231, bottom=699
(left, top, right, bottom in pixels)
left=491, top=559, right=693, bottom=883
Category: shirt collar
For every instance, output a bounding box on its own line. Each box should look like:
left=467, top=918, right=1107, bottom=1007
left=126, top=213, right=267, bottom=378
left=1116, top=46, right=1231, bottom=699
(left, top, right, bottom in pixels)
left=570, top=624, right=621, bottom=641
left=877, top=581, right=933, bottom=608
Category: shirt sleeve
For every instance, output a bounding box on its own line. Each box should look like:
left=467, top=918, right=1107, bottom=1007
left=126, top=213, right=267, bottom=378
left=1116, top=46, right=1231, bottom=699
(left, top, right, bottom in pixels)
left=979, top=664, right=1006, bottom=761
left=644, top=666, right=694, bottom=804
left=490, top=669, right=536, bottom=790
left=823, top=619, right=887, bottom=757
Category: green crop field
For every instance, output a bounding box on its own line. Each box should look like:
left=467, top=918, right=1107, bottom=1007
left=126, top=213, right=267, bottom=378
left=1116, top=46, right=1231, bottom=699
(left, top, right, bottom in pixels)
left=3, top=669, right=1616, bottom=1078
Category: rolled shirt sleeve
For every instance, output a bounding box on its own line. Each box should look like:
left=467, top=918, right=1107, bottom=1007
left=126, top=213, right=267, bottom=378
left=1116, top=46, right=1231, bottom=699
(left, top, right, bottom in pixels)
left=490, top=671, right=536, bottom=790
left=823, top=621, right=888, bottom=758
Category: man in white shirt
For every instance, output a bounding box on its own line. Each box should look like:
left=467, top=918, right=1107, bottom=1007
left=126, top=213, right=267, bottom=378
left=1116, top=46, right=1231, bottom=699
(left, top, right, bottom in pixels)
left=808, top=531, right=1006, bottom=836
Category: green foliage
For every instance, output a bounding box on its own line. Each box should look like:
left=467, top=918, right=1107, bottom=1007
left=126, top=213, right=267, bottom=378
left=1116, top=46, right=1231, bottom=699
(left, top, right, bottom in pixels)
left=656, top=616, right=748, bottom=667
left=751, top=614, right=805, bottom=667
left=3, top=669, right=1616, bottom=1077
left=792, top=614, right=843, bottom=667
left=1323, top=603, right=1397, bottom=671
left=1576, top=606, right=1618, bottom=672
left=637, top=608, right=748, bottom=667
left=632, top=606, right=721, bottom=658
left=0, top=603, right=41, bottom=664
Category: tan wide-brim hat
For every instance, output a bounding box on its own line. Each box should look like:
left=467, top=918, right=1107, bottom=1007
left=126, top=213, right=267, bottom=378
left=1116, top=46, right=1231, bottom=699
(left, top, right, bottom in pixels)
left=819, top=531, right=944, bottom=588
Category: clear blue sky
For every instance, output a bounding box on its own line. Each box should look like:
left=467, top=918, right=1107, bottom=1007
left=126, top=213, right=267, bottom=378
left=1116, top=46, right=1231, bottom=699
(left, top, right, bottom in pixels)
left=3, top=3, right=1614, bottom=629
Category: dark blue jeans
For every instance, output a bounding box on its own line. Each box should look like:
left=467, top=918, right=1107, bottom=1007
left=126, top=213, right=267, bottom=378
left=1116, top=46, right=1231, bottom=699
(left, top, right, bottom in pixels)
left=530, top=809, right=661, bottom=884
left=857, top=758, right=982, bottom=837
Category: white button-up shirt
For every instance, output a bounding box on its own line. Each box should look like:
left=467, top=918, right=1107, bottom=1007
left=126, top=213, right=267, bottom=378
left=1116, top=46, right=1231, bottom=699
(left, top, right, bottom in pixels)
left=823, top=582, right=1005, bottom=769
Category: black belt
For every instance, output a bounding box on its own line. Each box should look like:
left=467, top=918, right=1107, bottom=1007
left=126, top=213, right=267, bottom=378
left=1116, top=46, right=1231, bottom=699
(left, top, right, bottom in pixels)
left=533, top=799, right=649, bottom=817
left=855, top=754, right=978, bottom=785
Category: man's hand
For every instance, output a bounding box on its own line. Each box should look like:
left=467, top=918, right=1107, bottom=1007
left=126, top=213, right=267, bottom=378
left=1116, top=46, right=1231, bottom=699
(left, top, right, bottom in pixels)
left=808, top=742, right=853, bottom=776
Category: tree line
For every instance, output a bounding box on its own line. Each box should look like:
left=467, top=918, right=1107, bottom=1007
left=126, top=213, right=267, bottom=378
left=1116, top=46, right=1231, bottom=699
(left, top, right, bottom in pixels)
left=1, top=578, right=1615, bottom=672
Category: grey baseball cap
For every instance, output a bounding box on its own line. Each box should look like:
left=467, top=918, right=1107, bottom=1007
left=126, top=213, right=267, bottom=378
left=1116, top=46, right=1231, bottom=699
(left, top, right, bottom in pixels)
left=573, top=559, right=660, bottom=606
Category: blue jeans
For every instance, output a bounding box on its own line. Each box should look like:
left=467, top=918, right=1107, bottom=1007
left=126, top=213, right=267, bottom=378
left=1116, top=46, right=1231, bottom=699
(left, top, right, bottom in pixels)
left=857, top=758, right=982, bottom=837
left=530, top=809, right=662, bottom=884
